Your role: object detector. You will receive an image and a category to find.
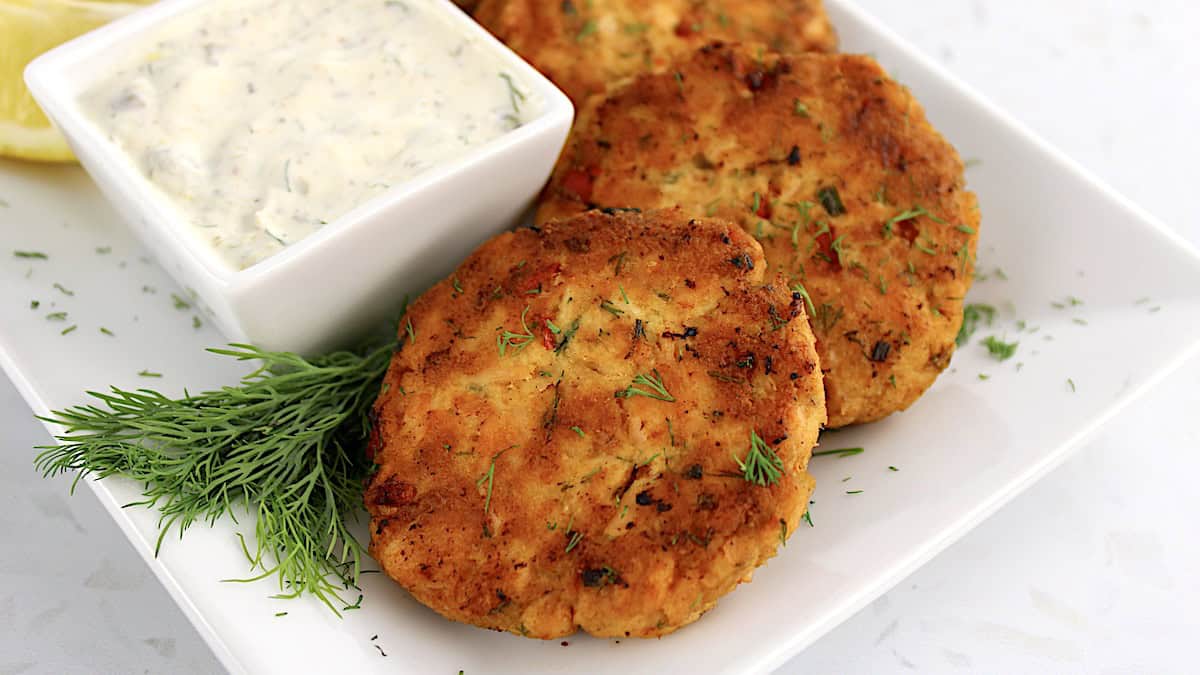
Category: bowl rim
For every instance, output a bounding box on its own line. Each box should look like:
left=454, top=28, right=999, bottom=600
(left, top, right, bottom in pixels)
left=23, top=0, right=575, bottom=289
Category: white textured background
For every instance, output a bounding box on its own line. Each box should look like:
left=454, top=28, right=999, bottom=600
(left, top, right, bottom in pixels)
left=2, top=1, right=1198, bottom=673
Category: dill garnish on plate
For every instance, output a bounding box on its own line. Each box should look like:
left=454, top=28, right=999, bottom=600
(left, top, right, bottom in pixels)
left=34, top=335, right=397, bottom=613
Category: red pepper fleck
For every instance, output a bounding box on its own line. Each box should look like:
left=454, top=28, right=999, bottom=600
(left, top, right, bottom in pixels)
left=814, top=226, right=842, bottom=271
left=756, top=198, right=772, bottom=220
left=561, top=167, right=596, bottom=203
left=528, top=313, right=558, bottom=350
left=896, top=218, right=920, bottom=243
left=519, top=263, right=562, bottom=294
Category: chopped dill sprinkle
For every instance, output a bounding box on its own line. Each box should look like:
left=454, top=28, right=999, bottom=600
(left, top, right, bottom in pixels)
left=790, top=283, right=816, bottom=315
left=802, top=510, right=814, bottom=527
left=812, top=446, right=863, bottom=458
left=619, top=285, right=630, bottom=304
left=60, top=325, right=77, bottom=336
left=138, top=369, right=163, bottom=378
left=171, top=293, right=191, bottom=310
left=956, top=224, right=976, bottom=234
left=888, top=466, right=899, bottom=472
left=570, top=426, right=585, bottom=437
left=95, top=246, right=112, bottom=255
left=30, top=300, right=39, bottom=310
left=13, top=250, right=47, bottom=260
left=405, top=317, right=416, bottom=344
left=616, top=370, right=674, bottom=402
left=779, top=519, right=787, bottom=547
left=956, top=303, right=995, bottom=346
left=192, top=315, right=203, bottom=329
left=734, top=431, right=784, bottom=487
left=599, top=300, right=625, bottom=317
left=846, top=490, right=864, bottom=495
left=981, top=335, right=1018, bottom=361
left=52, top=282, right=74, bottom=296
left=793, top=99, right=810, bottom=117
left=1067, top=378, right=1076, bottom=392
left=497, top=306, right=536, bottom=356
left=576, top=19, right=597, bottom=41
left=45, top=311, right=68, bottom=321
left=452, top=276, right=463, bottom=295
left=1072, top=318, right=1088, bottom=326
left=99, top=327, right=114, bottom=337
left=817, top=186, right=845, bottom=217
left=275, top=612, right=288, bottom=617
left=565, top=530, right=583, bottom=553
left=978, top=373, right=990, bottom=381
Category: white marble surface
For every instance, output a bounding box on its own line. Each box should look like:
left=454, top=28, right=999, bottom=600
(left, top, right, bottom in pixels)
left=2, top=1, right=1198, bottom=673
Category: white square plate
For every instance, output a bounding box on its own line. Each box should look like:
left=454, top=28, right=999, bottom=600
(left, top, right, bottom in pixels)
left=3, top=1, right=1199, bottom=673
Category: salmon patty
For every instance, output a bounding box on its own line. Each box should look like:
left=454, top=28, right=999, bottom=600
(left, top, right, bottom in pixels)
left=537, top=44, right=980, bottom=427
left=472, top=0, right=836, bottom=105
left=365, top=208, right=825, bottom=638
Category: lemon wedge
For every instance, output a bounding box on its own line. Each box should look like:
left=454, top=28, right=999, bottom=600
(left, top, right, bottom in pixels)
left=0, top=0, right=153, bottom=163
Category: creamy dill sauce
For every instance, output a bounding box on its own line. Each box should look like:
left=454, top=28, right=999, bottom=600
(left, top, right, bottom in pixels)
left=85, top=0, right=539, bottom=270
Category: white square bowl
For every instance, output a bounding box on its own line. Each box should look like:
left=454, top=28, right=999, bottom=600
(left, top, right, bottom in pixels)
left=23, top=0, right=574, bottom=354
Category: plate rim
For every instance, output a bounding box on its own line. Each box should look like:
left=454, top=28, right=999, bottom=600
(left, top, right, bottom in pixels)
left=4, top=0, right=1200, bottom=672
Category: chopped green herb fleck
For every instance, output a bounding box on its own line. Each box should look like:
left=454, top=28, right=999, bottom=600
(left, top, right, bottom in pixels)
left=1072, top=318, right=1088, bottom=326
left=497, top=306, right=536, bottom=356
left=978, top=373, right=990, bottom=381
left=599, top=300, right=625, bottom=317
left=565, top=530, right=583, bottom=553
left=816, top=186, right=845, bottom=217
left=792, top=99, right=810, bottom=117
left=1067, top=378, right=1076, bottom=392
left=60, top=325, right=77, bottom=335
left=882, top=206, right=944, bottom=238
left=138, top=370, right=163, bottom=378
left=45, top=311, right=67, bottom=321
left=52, top=282, right=74, bottom=296
left=275, top=612, right=288, bottom=617
left=405, top=318, right=416, bottom=344
left=616, top=370, right=674, bottom=402
left=956, top=224, right=976, bottom=234
left=812, top=447, right=864, bottom=458
left=95, top=246, right=112, bottom=255
left=888, top=466, right=899, bottom=472
left=192, top=315, right=202, bottom=329
left=956, top=303, right=996, bottom=346
left=734, top=431, right=784, bottom=487
left=846, top=490, right=864, bottom=495
left=171, top=293, right=191, bottom=310
left=99, top=327, right=114, bottom=337
left=576, top=19, right=597, bottom=41
left=30, top=300, right=40, bottom=310
left=790, top=283, right=816, bottom=315
left=802, top=510, right=814, bottom=527
left=779, top=519, right=787, bottom=547
left=981, top=335, right=1018, bottom=361
left=13, top=250, right=47, bottom=260
left=570, top=426, right=585, bottom=438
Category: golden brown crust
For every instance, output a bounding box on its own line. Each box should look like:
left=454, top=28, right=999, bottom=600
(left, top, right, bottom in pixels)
left=537, top=45, right=980, bottom=428
left=365, top=209, right=825, bottom=639
left=473, top=0, right=837, bottom=105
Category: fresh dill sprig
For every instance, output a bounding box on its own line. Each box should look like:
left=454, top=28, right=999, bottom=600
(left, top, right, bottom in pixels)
left=616, top=370, right=675, bottom=402
left=34, top=336, right=397, bottom=615
left=735, top=431, right=784, bottom=487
